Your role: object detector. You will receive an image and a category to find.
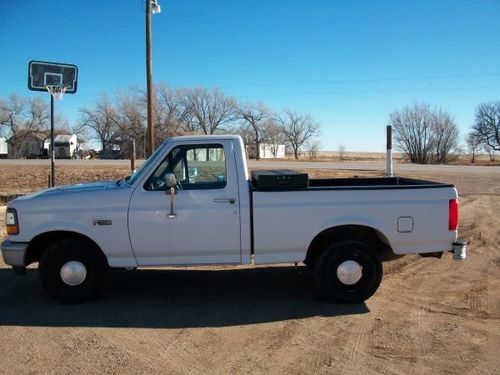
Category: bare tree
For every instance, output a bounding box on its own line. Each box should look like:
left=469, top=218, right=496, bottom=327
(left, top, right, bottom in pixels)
left=174, top=88, right=198, bottom=134
left=337, top=144, right=346, bottom=161
left=389, top=103, right=436, bottom=164
left=472, top=101, right=500, bottom=151
left=237, top=102, right=270, bottom=160
left=182, top=87, right=238, bottom=135
left=0, top=95, right=26, bottom=147
left=431, top=109, right=460, bottom=164
left=23, top=97, right=51, bottom=156
left=236, top=122, right=254, bottom=143
left=78, top=95, right=120, bottom=153
left=265, top=120, right=287, bottom=157
left=54, top=113, right=71, bottom=134
left=115, top=90, right=146, bottom=158
left=0, top=94, right=50, bottom=157
left=306, top=140, right=321, bottom=160
left=154, top=84, right=187, bottom=139
left=71, top=122, right=91, bottom=157
left=278, top=110, right=320, bottom=160
left=466, top=132, right=481, bottom=163
left=26, top=96, right=50, bottom=132
left=483, top=144, right=497, bottom=162
left=390, top=103, right=461, bottom=164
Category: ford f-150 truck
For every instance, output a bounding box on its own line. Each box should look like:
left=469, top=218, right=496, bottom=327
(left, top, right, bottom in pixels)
left=1, top=135, right=464, bottom=304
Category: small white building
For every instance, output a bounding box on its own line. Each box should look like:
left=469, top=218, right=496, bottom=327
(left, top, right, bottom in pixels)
left=247, top=143, right=286, bottom=159
left=0, top=137, right=7, bottom=158
left=44, top=134, right=78, bottom=159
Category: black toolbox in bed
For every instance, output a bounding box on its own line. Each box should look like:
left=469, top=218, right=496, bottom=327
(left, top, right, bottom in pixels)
left=251, top=170, right=309, bottom=190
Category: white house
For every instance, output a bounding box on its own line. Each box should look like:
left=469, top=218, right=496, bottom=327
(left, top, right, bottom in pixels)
left=0, top=137, right=7, bottom=158
left=246, top=143, right=286, bottom=159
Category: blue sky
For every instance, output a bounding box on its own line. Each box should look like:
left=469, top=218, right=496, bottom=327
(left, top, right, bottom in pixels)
left=1, top=0, right=499, bottom=151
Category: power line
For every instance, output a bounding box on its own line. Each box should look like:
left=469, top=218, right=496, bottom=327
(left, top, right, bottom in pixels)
left=234, top=85, right=500, bottom=100
left=17, top=74, right=500, bottom=102
left=221, top=73, right=500, bottom=90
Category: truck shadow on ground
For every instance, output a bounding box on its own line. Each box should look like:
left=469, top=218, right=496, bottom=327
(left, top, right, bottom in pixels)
left=0, top=266, right=368, bottom=328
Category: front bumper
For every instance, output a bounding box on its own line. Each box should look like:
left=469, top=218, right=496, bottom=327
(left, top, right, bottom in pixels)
left=1, top=240, right=28, bottom=267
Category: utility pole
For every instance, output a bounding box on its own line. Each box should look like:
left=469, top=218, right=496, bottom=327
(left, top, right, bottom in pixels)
left=146, top=0, right=155, bottom=157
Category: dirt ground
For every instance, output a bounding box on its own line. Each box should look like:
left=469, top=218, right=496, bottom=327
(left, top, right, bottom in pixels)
left=0, top=164, right=499, bottom=374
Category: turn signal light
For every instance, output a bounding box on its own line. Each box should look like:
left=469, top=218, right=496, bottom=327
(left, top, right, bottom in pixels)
left=6, top=208, right=19, bottom=235
left=449, top=199, right=459, bottom=231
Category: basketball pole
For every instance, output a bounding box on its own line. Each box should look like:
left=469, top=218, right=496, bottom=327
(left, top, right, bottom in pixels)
left=50, top=95, right=55, bottom=187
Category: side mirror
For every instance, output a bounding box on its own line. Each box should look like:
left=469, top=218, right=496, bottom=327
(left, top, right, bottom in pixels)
left=165, top=173, right=177, bottom=188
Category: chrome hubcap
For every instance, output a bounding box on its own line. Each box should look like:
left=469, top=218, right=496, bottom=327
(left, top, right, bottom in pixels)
left=60, top=261, right=87, bottom=286
left=337, top=260, right=363, bottom=285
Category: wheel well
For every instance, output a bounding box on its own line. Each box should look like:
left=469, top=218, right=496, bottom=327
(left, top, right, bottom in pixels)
left=25, top=231, right=106, bottom=265
left=305, top=225, right=393, bottom=266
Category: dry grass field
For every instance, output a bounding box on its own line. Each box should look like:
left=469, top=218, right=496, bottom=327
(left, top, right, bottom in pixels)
left=0, top=161, right=499, bottom=374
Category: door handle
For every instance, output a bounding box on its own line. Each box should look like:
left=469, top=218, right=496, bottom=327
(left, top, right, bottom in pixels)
left=213, top=198, right=236, bottom=204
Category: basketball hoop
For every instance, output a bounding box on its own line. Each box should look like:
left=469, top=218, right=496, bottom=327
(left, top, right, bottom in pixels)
left=29, top=61, right=78, bottom=188
left=45, top=85, right=68, bottom=100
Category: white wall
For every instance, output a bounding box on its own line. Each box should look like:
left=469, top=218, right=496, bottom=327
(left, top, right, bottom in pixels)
left=0, top=137, right=7, bottom=155
left=247, top=143, right=285, bottom=159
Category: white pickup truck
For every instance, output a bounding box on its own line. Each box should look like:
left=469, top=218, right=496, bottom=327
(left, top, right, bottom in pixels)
left=2, top=135, right=464, bottom=304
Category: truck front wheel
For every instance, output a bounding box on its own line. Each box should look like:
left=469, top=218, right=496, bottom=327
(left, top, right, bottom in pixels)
left=39, top=239, right=107, bottom=304
left=313, top=240, right=382, bottom=303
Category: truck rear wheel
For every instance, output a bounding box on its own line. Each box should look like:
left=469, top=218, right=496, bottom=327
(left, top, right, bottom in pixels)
left=313, top=240, right=382, bottom=303
left=39, top=239, right=107, bottom=304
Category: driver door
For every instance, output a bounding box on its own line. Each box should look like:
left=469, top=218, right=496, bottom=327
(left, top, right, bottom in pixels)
left=128, top=141, right=242, bottom=265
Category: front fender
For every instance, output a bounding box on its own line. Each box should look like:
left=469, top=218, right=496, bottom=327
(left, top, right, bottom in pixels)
left=23, top=219, right=137, bottom=268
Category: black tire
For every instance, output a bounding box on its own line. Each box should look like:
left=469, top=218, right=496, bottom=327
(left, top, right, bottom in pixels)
left=313, top=240, right=382, bottom=303
left=39, top=238, right=107, bottom=304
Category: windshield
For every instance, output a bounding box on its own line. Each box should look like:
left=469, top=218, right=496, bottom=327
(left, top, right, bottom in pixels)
left=127, top=140, right=170, bottom=186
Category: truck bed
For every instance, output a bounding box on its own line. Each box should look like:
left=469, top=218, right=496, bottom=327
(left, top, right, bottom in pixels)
left=250, top=175, right=457, bottom=264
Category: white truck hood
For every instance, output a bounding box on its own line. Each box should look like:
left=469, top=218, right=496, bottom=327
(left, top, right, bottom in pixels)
left=14, top=181, right=121, bottom=202
left=7, top=180, right=133, bottom=243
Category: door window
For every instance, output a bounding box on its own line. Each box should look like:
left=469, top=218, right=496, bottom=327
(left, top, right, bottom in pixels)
left=145, top=144, right=227, bottom=191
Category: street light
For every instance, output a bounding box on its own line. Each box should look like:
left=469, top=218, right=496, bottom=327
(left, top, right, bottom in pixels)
left=146, top=0, right=161, bottom=157
left=151, top=0, right=161, bottom=13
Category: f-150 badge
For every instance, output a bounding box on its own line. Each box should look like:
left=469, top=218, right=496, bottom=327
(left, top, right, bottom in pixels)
left=92, top=219, right=112, bottom=226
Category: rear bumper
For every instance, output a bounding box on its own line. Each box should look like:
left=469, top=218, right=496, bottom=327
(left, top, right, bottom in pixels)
left=1, top=240, right=28, bottom=267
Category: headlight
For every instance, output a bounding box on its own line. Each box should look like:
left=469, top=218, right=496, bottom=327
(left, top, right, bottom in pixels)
left=6, top=208, right=19, bottom=235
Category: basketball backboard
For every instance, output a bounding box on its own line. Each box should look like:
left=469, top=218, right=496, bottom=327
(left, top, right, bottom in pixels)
left=28, top=60, right=78, bottom=94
